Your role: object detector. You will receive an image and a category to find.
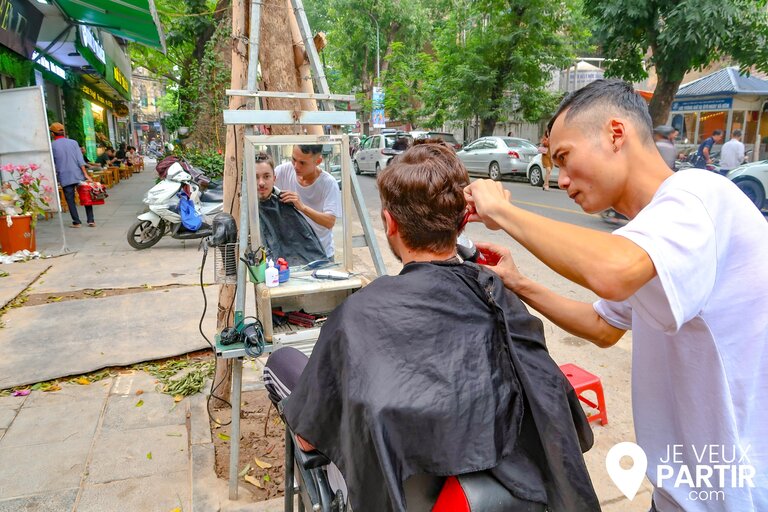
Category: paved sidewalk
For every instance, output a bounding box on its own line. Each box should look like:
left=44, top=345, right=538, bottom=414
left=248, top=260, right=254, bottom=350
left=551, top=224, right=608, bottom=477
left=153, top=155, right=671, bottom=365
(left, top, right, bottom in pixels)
left=0, top=160, right=649, bottom=511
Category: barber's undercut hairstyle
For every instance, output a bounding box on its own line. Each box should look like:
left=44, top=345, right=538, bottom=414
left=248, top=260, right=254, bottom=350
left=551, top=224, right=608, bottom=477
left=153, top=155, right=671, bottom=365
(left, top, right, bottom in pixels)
left=255, top=151, right=275, bottom=171
left=548, top=79, right=654, bottom=146
left=732, top=129, right=742, bottom=137
left=377, top=143, right=469, bottom=253
left=297, top=144, right=323, bottom=156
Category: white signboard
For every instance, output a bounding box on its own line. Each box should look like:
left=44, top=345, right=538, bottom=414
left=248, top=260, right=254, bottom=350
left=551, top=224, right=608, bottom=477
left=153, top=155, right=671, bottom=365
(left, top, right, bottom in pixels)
left=0, top=86, right=61, bottom=212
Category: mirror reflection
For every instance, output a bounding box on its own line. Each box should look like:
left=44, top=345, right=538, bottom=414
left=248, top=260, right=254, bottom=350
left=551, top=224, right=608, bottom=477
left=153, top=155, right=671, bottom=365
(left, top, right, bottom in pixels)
left=254, top=143, right=344, bottom=267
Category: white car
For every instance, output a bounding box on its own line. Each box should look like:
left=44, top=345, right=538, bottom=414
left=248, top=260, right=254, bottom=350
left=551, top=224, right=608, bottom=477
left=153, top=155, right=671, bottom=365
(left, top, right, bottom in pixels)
left=526, top=154, right=560, bottom=187
left=727, top=161, right=768, bottom=210
left=353, top=131, right=412, bottom=175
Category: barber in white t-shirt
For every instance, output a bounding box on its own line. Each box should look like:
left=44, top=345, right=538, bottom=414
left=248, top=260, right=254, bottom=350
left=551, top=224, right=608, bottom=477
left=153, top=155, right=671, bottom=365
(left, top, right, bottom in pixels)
left=274, top=144, right=342, bottom=259
left=464, top=80, right=768, bottom=512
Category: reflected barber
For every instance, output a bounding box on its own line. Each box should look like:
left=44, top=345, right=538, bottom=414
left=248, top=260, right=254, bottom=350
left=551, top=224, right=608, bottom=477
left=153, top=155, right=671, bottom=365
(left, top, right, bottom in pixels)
left=274, top=145, right=341, bottom=259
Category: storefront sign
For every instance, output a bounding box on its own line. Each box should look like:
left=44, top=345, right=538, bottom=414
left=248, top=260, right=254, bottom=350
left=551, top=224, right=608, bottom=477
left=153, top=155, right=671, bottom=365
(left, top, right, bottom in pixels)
left=112, top=65, right=129, bottom=92
left=32, top=50, right=66, bottom=80
left=79, top=25, right=105, bottom=64
left=81, top=84, right=115, bottom=110
left=671, top=98, right=733, bottom=112
left=0, top=0, right=43, bottom=58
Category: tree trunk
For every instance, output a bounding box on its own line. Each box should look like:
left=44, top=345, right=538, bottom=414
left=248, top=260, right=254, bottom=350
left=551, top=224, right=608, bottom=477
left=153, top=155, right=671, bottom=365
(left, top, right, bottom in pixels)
left=212, top=0, right=248, bottom=408
left=648, top=75, right=684, bottom=128
left=285, top=0, right=322, bottom=135
left=260, top=0, right=319, bottom=135
left=480, top=116, right=497, bottom=137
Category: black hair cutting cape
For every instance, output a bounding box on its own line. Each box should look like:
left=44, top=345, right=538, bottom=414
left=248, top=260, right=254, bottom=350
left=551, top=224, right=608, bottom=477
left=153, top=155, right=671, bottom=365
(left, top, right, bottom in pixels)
left=259, top=193, right=327, bottom=265
left=283, top=261, right=600, bottom=511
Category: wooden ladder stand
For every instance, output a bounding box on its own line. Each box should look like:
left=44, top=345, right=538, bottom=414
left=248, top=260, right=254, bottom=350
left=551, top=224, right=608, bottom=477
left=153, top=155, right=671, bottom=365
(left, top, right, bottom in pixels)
left=220, top=0, right=385, bottom=499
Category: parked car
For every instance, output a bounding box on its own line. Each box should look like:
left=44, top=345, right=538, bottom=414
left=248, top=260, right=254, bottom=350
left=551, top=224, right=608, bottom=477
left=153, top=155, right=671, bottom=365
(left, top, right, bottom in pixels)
left=353, top=131, right=412, bottom=175
left=415, top=131, right=462, bottom=150
left=727, top=160, right=768, bottom=210
left=526, top=153, right=560, bottom=187
left=457, top=137, right=538, bottom=180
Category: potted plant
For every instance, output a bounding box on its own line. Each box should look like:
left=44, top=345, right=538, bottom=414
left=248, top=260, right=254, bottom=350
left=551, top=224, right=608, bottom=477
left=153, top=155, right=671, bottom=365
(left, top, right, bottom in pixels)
left=0, top=163, right=53, bottom=254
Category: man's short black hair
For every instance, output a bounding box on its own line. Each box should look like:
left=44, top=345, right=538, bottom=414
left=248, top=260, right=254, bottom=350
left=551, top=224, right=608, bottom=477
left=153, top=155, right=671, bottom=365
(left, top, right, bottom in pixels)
left=713, top=130, right=724, bottom=136
left=298, top=144, right=323, bottom=155
left=547, top=79, right=653, bottom=144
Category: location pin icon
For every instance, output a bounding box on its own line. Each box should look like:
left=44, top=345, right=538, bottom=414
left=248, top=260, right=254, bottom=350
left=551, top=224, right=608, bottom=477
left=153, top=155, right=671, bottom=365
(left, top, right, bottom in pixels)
left=606, top=442, right=648, bottom=500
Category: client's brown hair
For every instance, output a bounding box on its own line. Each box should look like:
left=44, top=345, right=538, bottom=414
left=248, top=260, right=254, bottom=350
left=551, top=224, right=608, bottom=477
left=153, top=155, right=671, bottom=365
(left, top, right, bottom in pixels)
left=377, top=143, right=469, bottom=253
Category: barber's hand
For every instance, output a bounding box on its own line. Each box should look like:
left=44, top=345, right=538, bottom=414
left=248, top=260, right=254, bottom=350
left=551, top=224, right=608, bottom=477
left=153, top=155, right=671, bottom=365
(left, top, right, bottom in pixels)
left=463, top=180, right=511, bottom=231
left=279, top=190, right=305, bottom=212
left=475, top=242, right=525, bottom=292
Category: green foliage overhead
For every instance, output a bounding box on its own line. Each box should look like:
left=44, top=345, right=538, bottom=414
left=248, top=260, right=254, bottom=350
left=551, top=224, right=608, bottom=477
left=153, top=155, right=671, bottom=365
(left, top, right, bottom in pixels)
left=584, top=0, right=768, bottom=123
left=422, top=0, right=588, bottom=133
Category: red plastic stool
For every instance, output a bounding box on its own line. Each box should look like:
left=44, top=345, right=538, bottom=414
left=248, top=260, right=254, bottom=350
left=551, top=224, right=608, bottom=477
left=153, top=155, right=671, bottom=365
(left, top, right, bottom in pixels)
left=559, top=363, right=608, bottom=426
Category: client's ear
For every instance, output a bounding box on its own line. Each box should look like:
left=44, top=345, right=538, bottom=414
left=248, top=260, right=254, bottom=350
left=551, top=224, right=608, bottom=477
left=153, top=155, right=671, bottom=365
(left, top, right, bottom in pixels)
left=382, top=210, right=398, bottom=236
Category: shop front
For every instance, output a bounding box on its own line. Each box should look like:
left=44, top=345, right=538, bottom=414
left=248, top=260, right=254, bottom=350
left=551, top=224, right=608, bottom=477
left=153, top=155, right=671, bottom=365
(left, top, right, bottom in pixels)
left=668, top=67, right=768, bottom=159
left=0, top=0, right=43, bottom=88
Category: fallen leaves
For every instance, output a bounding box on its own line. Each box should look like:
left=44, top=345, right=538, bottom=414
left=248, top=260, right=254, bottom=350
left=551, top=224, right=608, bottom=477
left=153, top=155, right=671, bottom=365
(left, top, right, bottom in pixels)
left=217, top=433, right=230, bottom=441
left=12, top=389, right=30, bottom=397
left=238, top=463, right=251, bottom=477
left=254, top=457, right=272, bottom=469
left=136, top=389, right=144, bottom=396
left=74, top=377, right=90, bottom=385
left=146, top=452, right=152, bottom=460
left=41, top=384, right=61, bottom=392
left=244, top=475, right=263, bottom=488
left=135, top=400, right=144, bottom=407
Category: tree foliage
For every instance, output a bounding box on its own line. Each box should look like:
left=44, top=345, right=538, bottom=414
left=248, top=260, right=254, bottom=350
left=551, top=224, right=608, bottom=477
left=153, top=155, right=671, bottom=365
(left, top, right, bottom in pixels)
left=584, top=0, right=768, bottom=125
left=129, top=0, right=229, bottom=143
left=423, top=0, right=588, bottom=135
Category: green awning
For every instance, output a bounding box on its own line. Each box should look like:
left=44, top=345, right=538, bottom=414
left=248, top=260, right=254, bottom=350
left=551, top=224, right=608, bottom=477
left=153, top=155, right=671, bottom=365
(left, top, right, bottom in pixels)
left=52, top=0, right=166, bottom=51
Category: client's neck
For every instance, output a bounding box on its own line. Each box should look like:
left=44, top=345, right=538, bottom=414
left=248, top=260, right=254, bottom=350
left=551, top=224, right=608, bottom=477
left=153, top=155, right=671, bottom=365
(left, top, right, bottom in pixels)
left=400, top=246, right=457, bottom=265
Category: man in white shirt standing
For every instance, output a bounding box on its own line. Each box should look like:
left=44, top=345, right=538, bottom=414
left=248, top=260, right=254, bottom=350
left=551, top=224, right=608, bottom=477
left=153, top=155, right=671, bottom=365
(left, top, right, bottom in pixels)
left=719, top=129, right=746, bottom=173
left=274, top=144, right=342, bottom=259
left=464, top=80, right=767, bottom=512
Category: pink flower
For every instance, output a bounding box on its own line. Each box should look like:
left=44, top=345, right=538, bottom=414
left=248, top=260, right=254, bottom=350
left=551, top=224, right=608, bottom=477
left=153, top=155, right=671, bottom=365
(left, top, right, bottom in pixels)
left=19, top=173, right=35, bottom=185
left=1, top=164, right=13, bottom=172
left=29, top=164, right=40, bottom=171
left=14, top=165, right=25, bottom=173
left=43, top=185, right=53, bottom=193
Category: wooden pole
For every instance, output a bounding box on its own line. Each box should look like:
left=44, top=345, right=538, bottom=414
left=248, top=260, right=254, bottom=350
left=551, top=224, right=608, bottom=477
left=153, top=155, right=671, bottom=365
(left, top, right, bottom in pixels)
left=212, top=0, right=249, bottom=408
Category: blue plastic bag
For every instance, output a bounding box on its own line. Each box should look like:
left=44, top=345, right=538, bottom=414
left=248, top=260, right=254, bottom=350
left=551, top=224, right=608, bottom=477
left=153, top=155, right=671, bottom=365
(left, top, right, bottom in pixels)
left=178, top=191, right=202, bottom=231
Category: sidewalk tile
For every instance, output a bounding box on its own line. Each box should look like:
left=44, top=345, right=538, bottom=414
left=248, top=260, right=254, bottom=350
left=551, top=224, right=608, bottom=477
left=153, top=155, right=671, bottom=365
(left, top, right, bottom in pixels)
left=77, top=471, right=190, bottom=512
left=189, top=394, right=211, bottom=446
left=0, top=439, right=89, bottom=496
left=0, top=488, right=77, bottom=512
left=87, top=425, right=188, bottom=484
left=0, top=399, right=103, bottom=448
left=23, top=381, right=112, bottom=408
left=0, top=409, right=17, bottom=430
left=111, top=371, right=159, bottom=396
left=102, top=392, right=186, bottom=431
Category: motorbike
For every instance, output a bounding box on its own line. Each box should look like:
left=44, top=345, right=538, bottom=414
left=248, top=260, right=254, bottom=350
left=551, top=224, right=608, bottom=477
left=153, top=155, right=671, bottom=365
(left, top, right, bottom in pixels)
left=126, top=161, right=223, bottom=249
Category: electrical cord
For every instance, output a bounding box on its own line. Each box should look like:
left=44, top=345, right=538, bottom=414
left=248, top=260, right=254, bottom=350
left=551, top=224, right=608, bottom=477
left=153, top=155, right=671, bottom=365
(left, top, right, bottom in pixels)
left=199, top=241, right=232, bottom=426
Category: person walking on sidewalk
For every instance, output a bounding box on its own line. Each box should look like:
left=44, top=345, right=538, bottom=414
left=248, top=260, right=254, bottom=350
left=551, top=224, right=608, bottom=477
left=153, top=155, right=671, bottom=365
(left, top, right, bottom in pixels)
left=719, top=129, right=746, bottom=174
left=50, top=123, right=96, bottom=227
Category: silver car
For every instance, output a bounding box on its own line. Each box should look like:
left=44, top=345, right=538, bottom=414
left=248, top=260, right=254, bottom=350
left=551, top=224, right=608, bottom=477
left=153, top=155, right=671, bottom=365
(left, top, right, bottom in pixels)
left=526, top=154, right=560, bottom=187
left=353, top=132, right=412, bottom=175
left=457, top=137, right=538, bottom=180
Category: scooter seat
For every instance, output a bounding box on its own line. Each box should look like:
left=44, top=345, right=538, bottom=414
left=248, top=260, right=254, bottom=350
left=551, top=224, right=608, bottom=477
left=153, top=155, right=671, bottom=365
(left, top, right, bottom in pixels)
left=200, top=188, right=223, bottom=203
left=433, top=472, right=546, bottom=512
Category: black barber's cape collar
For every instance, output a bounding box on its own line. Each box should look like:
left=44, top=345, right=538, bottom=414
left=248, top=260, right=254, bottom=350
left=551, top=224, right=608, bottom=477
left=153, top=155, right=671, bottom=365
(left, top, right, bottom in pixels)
left=283, top=261, right=599, bottom=511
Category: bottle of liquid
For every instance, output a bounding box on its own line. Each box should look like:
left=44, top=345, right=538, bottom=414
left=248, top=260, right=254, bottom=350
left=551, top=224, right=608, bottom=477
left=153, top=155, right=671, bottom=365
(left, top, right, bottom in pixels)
left=265, top=258, right=279, bottom=288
